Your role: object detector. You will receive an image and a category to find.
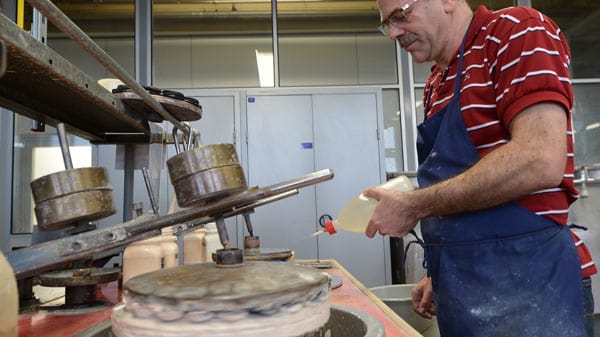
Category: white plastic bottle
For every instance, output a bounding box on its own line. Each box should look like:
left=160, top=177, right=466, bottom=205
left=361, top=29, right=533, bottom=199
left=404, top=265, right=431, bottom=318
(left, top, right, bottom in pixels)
left=0, top=251, right=18, bottom=337
left=203, top=222, right=223, bottom=262
left=183, top=228, right=206, bottom=265
left=161, top=227, right=179, bottom=269
left=122, top=236, right=164, bottom=284
left=313, top=175, right=414, bottom=236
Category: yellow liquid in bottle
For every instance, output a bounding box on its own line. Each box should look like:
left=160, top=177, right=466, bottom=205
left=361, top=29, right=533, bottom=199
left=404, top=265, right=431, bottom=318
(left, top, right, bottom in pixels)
left=318, top=175, right=414, bottom=235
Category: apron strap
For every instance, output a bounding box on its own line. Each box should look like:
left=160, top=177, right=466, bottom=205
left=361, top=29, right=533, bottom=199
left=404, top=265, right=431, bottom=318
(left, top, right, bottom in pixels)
left=569, top=223, right=588, bottom=231
left=403, top=229, right=428, bottom=269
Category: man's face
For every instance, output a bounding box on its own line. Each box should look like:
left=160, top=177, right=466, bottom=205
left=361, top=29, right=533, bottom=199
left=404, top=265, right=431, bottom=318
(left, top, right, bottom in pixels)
left=378, top=0, right=444, bottom=63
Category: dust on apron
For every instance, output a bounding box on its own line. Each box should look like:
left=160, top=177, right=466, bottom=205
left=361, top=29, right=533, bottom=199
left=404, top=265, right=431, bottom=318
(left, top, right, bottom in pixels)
left=415, top=33, right=583, bottom=337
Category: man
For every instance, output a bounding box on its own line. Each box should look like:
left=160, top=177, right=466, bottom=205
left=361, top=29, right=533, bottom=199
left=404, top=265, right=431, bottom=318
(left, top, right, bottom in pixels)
left=365, top=0, right=585, bottom=335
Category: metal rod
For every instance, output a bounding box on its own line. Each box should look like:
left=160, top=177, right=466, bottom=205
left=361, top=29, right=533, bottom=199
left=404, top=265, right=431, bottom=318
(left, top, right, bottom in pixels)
left=172, top=189, right=299, bottom=235
left=7, top=169, right=333, bottom=279
left=214, top=216, right=231, bottom=250
left=123, top=144, right=135, bottom=222
left=0, top=40, right=6, bottom=79
left=24, top=0, right=187, bottom=133
left=243, top=212, right=254, bottom=237
left=229, top=190, right=298, bottom=215
left=56, top=123, right=73, bottom=170
left=142, top=167, right=159, bottom=215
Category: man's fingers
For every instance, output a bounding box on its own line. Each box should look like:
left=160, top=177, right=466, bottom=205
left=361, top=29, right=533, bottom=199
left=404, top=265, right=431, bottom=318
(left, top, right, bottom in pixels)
left=362, top=188, right=381, bottom=201
left=365, top=220, right=377, bottom=238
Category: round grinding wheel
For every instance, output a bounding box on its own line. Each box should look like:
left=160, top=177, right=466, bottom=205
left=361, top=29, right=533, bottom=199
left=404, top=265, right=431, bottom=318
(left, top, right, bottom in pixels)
left=166, top=144, right=247, bottom=207
left=112, top=261, right=331, bottom=337
left=38, top=267, right=121, bottom=287
left=243, top=248, right=294, bottom=262
left=210, top=248, right=294, bottom=262
left=30, top=167, right=116, bottom=231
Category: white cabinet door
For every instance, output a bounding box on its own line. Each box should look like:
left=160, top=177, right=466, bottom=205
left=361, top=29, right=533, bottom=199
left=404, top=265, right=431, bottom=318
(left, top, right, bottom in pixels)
left=313, top=93, right=387, bottom=287
left=246, top=91, right=388, bottom=286
left=246, top=94, right=318, bottom=258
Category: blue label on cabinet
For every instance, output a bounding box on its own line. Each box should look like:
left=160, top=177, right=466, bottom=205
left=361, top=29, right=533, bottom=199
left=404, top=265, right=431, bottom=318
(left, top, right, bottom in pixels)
left=248, top=97, right=255, bottom=103
left=301, top=142, right=313, bottom=149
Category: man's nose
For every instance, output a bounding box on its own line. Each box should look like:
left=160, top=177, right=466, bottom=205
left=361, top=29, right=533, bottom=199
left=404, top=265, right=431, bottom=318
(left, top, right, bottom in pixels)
left=388, top=24, right=405, bottom=40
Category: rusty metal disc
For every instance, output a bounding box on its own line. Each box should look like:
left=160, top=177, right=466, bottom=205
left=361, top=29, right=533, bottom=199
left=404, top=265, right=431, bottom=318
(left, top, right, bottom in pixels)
left=171, top=165, right=247, bottom=207
left=34, top=189, right=116, bottom=231
left=31, top=167, right=112, bottom=203
left=167, top=143, right=242, bottom=181
left=243, top=248, right=293, bottom=262
left=124, top=261, right=329, bottom=312
left=39, top=267, right=121, bottom=287
left=31, top=167, right=116, bottom=231
left=209, top=248, right=293, bottom=262
left=167, top=144, right=247, bottom=207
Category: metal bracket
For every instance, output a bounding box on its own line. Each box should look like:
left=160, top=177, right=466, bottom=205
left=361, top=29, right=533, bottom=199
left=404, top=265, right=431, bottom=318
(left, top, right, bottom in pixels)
left=0, top=39, right=6, bottom=79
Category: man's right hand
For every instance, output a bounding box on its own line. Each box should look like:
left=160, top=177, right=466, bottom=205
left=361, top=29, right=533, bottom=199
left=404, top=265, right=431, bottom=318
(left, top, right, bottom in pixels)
left=412, top=275, right=436, bottom=319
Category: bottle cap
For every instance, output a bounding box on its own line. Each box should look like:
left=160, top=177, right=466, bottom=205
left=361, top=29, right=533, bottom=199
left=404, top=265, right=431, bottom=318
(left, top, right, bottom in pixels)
left=324, top=220, right=337, bottom=235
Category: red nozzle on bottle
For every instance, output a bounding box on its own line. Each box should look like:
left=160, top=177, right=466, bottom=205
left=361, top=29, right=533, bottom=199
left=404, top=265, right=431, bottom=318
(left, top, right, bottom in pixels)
left=324, top=220, right=337, bottom=235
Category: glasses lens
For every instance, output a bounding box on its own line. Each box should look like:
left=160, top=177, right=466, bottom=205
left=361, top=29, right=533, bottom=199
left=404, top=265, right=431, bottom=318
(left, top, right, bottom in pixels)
left=378, top=24, right=389, bottom=36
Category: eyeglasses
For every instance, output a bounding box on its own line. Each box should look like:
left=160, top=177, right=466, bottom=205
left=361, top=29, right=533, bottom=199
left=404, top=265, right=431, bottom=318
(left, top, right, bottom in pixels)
left=378, top=0, right=419, bottom=36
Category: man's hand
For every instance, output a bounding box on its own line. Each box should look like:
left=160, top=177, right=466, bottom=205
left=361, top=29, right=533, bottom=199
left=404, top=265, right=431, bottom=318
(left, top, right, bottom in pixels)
left=412, top=276, right=436, bottom=319
left=363, top=188, right=422, bottom=238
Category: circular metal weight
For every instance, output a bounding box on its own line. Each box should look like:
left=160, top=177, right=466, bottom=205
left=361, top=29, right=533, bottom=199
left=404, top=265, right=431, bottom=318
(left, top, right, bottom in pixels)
left=34, top=189, right=116, bottom=231
left=30, top=167, right=116, bottom=231
left=167, top=144, right=248, bottom=207
left=31, top=167, right=112, bottom=203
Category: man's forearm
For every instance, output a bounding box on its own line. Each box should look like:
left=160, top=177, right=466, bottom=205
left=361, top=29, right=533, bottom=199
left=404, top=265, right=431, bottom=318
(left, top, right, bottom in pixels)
left=410, top=103, right=568, bottom=219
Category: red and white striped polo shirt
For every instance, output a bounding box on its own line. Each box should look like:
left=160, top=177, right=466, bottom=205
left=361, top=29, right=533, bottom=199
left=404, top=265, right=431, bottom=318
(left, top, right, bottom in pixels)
left=423, top=5, right=578, bottom=226
left=423, top=5, right=595, bottom=275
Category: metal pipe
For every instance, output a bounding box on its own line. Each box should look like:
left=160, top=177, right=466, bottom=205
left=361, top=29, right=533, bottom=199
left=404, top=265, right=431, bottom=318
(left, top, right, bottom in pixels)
left=24, top=0, right=187, bottom=133
left=243, top=212, right=254, bottom=237
left=123, top=144, right=135, bottom=222
left=56, top=123, right=73, bottom=170
left=172, top=189, right=299, bottom=235
left=214, top=216, right=231, bottom=249
left=142, top=167, right=160, bottom=215
left=0, top=40, right=6, bottom=79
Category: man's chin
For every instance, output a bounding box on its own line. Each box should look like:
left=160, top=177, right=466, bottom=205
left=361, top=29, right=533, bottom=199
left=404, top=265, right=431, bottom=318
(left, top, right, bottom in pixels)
left=408, top=51, right=428, bottom=64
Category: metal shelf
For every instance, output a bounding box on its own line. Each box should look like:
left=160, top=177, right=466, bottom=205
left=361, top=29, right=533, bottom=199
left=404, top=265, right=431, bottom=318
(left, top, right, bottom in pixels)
left=0, top=12, right=150, bottom=143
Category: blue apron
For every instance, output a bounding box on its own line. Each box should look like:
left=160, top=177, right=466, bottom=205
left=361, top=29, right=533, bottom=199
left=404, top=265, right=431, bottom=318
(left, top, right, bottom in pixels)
left=415, top=35, right=583, bottom=337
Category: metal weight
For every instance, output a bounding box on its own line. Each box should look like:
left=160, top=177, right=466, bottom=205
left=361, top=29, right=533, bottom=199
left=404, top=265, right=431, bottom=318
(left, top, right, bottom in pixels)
left=30, top=124, right=116, bottom=231
left=167, top=143, right=247, bottom=207
left=31, top=167, right=116, bottom=231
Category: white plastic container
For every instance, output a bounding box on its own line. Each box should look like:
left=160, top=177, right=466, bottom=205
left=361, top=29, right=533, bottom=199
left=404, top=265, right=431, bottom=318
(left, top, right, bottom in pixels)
left=183, top=228, right=206, bottom=265
left=161, top=227, right=179, bottom=269
left=0, top=251, right=18, bottom=337
left=203, top=222, right=223, bottom=262
left=314, top=175, right=414, bottom=236
left=122, top=236, right=164, bottom=284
